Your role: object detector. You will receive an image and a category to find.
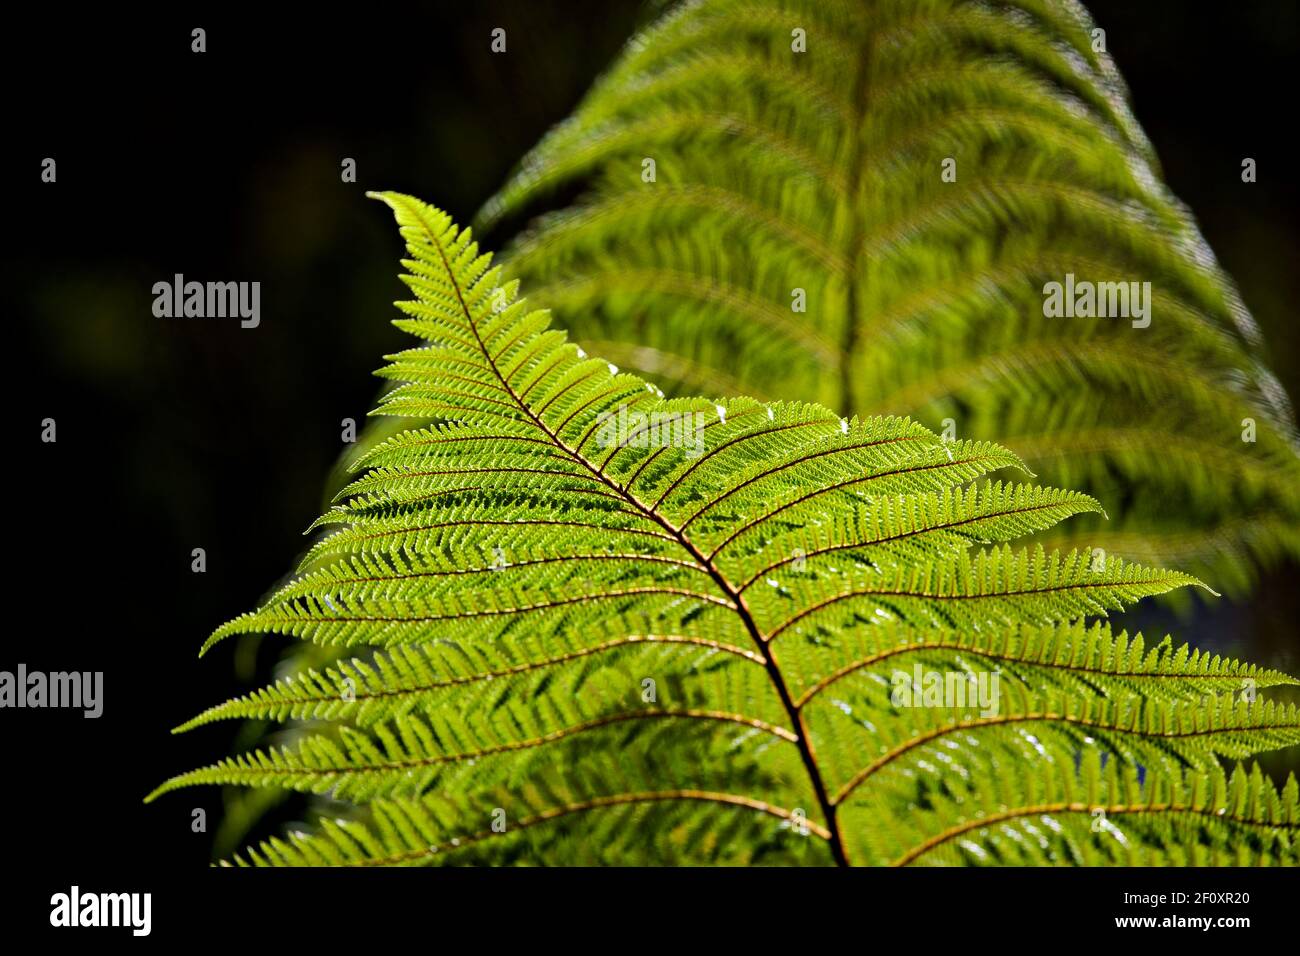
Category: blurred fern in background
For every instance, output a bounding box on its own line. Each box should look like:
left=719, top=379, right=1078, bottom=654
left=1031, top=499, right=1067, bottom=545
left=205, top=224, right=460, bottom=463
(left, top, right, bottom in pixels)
left=478, top=0, right=1300, bottom=597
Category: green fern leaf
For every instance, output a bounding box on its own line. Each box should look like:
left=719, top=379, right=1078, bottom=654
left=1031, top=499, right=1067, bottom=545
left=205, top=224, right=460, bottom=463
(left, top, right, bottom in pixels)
left=150, top=196, right=1300, bottom=866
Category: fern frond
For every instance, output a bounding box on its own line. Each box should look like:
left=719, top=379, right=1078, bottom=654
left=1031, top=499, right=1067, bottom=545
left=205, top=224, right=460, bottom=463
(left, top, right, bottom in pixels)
left=872, top=758, right=1300, bottom=867
left=476, top=0, right=1300, bottom=593
left=153, top=196, right=1300, bottom=867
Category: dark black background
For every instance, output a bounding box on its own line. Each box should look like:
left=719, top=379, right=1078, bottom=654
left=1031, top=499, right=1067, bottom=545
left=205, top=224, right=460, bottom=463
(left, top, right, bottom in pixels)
left=5, top=1, right=1297, bottom=937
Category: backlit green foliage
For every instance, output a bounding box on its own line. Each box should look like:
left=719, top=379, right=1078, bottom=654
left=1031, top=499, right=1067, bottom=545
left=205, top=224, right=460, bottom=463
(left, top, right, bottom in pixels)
left=150, top=197, right=1300, bottom=866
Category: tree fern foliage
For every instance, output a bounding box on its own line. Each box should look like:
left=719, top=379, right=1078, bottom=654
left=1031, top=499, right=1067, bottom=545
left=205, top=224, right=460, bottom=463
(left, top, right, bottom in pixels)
left=150, top=195, right=1300, bottom=866
left=476, top=0, right=1300, bottom=596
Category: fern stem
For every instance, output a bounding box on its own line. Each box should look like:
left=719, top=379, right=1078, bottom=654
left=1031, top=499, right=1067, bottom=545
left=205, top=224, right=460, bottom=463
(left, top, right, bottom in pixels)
left=834, top=710, right=1300, bottom=807
left=838, top=17, right=874, bottom=416
left=343, top=791, right=833, bottom=866
left=401, top=193, right=855, bottom=866
left=793, top=640, right=1274, bottom=711
left=891, top=802, right=1300, bottom=867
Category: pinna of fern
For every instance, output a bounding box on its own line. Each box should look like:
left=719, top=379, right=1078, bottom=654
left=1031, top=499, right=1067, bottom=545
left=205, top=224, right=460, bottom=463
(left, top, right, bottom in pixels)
left=148, top=195, right=1300, bottom=866
left=477, top=0, right=1300, bottom=599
